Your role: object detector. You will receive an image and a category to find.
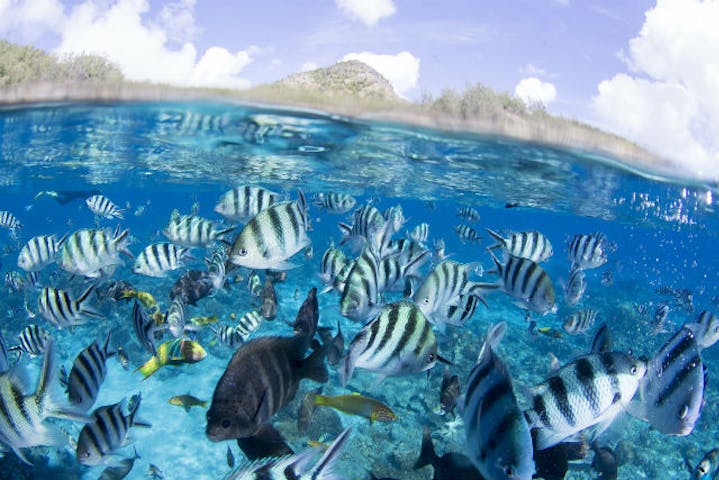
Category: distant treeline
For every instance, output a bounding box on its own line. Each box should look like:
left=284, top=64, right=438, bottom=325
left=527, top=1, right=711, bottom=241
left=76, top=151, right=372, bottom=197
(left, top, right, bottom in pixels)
left=0, top=40, right=123, bottom=87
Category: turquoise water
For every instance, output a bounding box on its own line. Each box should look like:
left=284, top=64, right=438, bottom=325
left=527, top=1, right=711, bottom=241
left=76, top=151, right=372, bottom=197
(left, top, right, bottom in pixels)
left=0, top=101, right=717, bottom=479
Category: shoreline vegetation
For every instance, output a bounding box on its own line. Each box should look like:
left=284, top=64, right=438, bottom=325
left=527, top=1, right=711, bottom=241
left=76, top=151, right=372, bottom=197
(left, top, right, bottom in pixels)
left=0, top=40, right=681, bottom=181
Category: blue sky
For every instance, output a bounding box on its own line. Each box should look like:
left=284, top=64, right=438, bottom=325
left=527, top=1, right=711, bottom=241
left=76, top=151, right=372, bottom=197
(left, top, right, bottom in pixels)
left=1, top=0, right=717, bottom=179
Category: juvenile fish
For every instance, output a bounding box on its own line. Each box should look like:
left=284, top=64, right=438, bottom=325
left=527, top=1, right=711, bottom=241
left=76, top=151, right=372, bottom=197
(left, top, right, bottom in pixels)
left=564, top=264, right=586, bottom=306
left=454, top=224, right=482, bottom=243
left=247, top=271, right=263, bottom=297
left=457, top=207, right=480, bottom=222
left=563, top=309, right=598, bottom=335
left=214, top=186, right=280, bottom=223
left=439, top=368, right=460, bottom=416
left=0, top=210, right=22, bottom=230
left=567, top=233, right=608, bottom=270
left=168, top=394, right=208, bottom=412
left=10, top=324, right=50, bottom=357
left=260, top=277, right=278, bottom=320
left=86, top=194, right=124, bottom=219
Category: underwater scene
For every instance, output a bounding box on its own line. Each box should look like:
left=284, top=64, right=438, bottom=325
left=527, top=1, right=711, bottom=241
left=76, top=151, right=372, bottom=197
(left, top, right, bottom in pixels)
left=0, top=101, right=717, bottom=480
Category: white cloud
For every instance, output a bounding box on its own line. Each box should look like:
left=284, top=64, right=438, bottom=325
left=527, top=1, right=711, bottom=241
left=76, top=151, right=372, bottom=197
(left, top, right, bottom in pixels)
left=190, top=47, right=253, bottom=89
left=0, top=0, right=65, bottom=41
left=301, top=61, right=319, bottom=72
left=514, top=77, right=557, bottom=106
left=592, top=0, right=719, bottom=179
left=336, top=0, right=396, bottom=27
left=342, top=51, right=420, bottom=97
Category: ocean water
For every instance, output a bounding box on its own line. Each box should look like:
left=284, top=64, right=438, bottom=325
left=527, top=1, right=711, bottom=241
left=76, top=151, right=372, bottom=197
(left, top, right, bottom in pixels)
left=0, top=101, right=717, bottom=480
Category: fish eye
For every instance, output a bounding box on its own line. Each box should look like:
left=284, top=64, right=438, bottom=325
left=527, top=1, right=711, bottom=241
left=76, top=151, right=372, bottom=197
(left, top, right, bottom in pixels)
left=221, top=419, right=231, bottom=429
left=630, top=366, right=637, bottom=374
left=237, top=248, right=248, bottom=256
left=427, top=353, right=435, bottom=364
left=504, top=465, right=515, bottom=477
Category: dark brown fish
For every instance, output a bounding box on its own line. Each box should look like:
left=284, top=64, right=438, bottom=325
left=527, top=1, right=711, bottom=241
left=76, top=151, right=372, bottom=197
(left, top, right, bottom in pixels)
left=439, top=368, right=460, bottom=416
left=261, top=277, right=277, bottom=320
left=206, top=289, right=327, bottom=442
left=170, top=270, right=213, bottom=306
left=292, top=287, right=319, bottom=337
left=414, top=425, right=481, bottom=480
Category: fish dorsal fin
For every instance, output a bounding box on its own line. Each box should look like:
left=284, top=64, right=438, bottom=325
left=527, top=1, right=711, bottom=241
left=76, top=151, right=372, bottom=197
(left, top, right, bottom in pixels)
left=477, top=322, right=506, bottom=363
left=590, top=323, right=613, bottom=353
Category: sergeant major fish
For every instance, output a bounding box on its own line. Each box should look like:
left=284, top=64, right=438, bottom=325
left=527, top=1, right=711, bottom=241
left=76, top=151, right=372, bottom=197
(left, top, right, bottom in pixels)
left=454, top=224, right=482, bottom=243
left=564, top=264, right=587, bottom=307
left=311, top=192, right=357, bottom=214
left=37, top=285, right=103, bottom=329
left=214, top=186, right=280, bottom=223
left=228, top=190, right=310, bottom=270
left=59, top=227, right=131, bottom=278
left=486, top=228, right=553, bottom=263
left=567, top=233, right=609, bottom=270
left=86, top=194, right=124, bottom=219
left=133, top=242, right=191, bottom=278
left=163, top=210, right=234, bottom=248
left=462, top=322, right=534, bottom=480
left=563, top=309, right=598, bottom=335
left=0, top=210, right=22, bottom=230
left=10, top=324, right=50, bottom=357
left=17, top=234, right=66, bottom=272
left=483, top=250, right=556, bottom=315
left=457, top=207, right=480, bottom=222
left=67, top=330, right=114, bottom=411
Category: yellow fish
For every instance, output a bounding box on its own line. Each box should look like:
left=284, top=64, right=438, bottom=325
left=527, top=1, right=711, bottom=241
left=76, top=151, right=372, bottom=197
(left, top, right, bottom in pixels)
left=168, top=394, right=208, bottom=412
left=314, top=393, right=397, bottom=424
left=137, top=338, right=207, bottom=379
left=537, top=326, right=562, bottom=338
left=189, top=315, right=219, bottom=326
left=121, top=289, right=159, bottom=313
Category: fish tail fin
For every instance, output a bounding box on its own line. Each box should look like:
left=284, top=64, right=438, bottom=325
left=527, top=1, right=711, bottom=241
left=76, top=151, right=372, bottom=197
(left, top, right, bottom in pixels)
left=313, top=394, right=329, bottom=406
left=137, top=356, right=162, bottom=379
left=307, top=426, right=353, bottom=480
left=413, top=425, right=438, bottom=470
left=34, top=340, right=90, bottom=422
left=301, top=345, right=329, bottom=384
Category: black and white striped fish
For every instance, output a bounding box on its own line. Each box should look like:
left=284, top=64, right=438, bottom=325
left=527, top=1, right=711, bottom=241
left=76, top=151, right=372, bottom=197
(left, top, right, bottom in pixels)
left=211, top=324, right=244, bottom=349
left=166, top=299, right=186, bottom=338
left=59, top=228, right=131, bottom=278
left=318, top=243, right=347, bottom=290
left=214, top=186, right=280, bottom=223
left=525, top=351, right=646, bottom=450
left=37, top=286, right=103, bottom=329
left=444, top=293, right=481, bottom=327
left=564, top=264, right=586, bottom=307
left=164, top=211, right=234, bottom=248
left=86, top=195, right=124, bottom=220
left=686, top=310, right=719, bottom=349
left=454, top=224, right=482, bottom=243
left=0, top=340, right=86, bottom=464
left=408, top=222, right=429, bottom=245
left=17, top=234, right=66, bottom=272
left=340, top=300, right=439, bottom=386
left=228, top=190, right=310, bottom=270
left=132, top=300, right=157, bottom=356
left=311, top=192, right=357, bottom=214
left=0, top=210, right=22, bottom=229
left=67, top=331, right=114, bottom=411
left=384, top=239, right=429, bottom=267
left=378, top=250, right=430, bottom=293
left=463, top=322, right=534, bottom=480
left=235, top=310, right=263, bottom=341
left=484, top=251, right=556, bottom=314
left=563, top=309, right=598, bottom=335
left=132, top=242, right=190, bottom=277
left=247, top=271, right=262, bottom=297
left=76, top=395, right=146, bottom=466
left=340, top=248, right=383, bottom=322
left=486, top=228, right=553, bottom=263
left=383, top=205, right=406, bottom=233
left=338, top=204, right=388, bottom=254
left=567, top=233, right=608, bottom=270
left=412, top=260, right=487, bottom=333
left=457, top=206, right=480, bottom=222
left=627, top=323, right=705, bottom=436
left=10, top=324, right=50, bottom=357
left=222, top=427, right=352, bottom=480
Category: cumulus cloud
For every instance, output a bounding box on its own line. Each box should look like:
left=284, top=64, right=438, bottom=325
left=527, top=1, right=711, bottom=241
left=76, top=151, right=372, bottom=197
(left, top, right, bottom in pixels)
left=336, top=0, right=396, bottom=27
left=514, top=77, right=557, bottom=106
left=592, top=0, right=719, bottom=179
left=342, top=51, right=419, bottom=97
left=2, top=0, right=254, bottom=89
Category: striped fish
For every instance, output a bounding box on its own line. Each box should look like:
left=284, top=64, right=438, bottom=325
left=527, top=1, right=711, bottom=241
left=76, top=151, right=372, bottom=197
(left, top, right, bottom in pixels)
left=525, top=351, right=646, bottom=450
left=563, top=309, right=598, bottom=335
left=564, top=264, right=586, bottom=307
left=378, top=248, right=430, bottom=293
left=328, top=261, right=353, bottom=295
left=412, top=260, right=487, bottom=333
left=0, top=210, right=22, bottom=229
left=627, top=323, right=705, bottom=435
left=10, top=325, right=50, bottom=357
left=463, top=323, right=534, bottom=480
left=408, top=222, right=429, bottom=245
left=686, top=310, right=719, bottom=349
left=0, top=329, right=9, bottom=373
left=205, top=246, right=227, bottom=291
left=17, top=234, right=66, bottom=272
left=59, top=228, right=131, bottom=279
left=247, top=271, right=262, bottom=297
left=0, top=340, right=86, bottom=464
left=340, top=248, right=383, bottom=322
left=132, top=300, right=157, bottom=356
left=383, top=205, right=406, bottom=233
left=67, top=331, right=114, bottom=411
left=457, top=207, right=481, bottom=222
left=567, top=233, right=608, bottom=270
left=210, top=324, right=244, bottom=349
left=454, top=224, right=482, bottom=243
left=486, top=228, right=553, bottom=263
left=222, top=427, right=352, bottom=480
left=76, top=395, right=145, bottom=466
left=445, top=293, right=481, bottom=327
left=214, top=186, right=280, bottom=223
left=311, top=192, right=357, bottom=214
left=165, top=299, right=186, bottom=338
left=338, top=204, right=387, bottom=254
left=339, top=300, right=439, bottom=386
left=318, top=243, right=347, bottom=288
left=233, top=311, right=262, bottom=341
left=485, top=251, right=556, bottom=314
left=133, top=242, right=190, bottom=277
left=164, top=210, right=234, bottom=248
left=86, top=195, right=124, bottom=220
left=37, top=286, right=103, bottom=329
left=228, top=190, right=310, bottom=270
left=384, top=239, right=429, bottom=267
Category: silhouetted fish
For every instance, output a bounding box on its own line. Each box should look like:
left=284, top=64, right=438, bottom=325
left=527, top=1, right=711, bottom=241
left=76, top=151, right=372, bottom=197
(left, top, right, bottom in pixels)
left=414, top=425, right=483, bottom=480
left=170, top=270, right=213, bottom=306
